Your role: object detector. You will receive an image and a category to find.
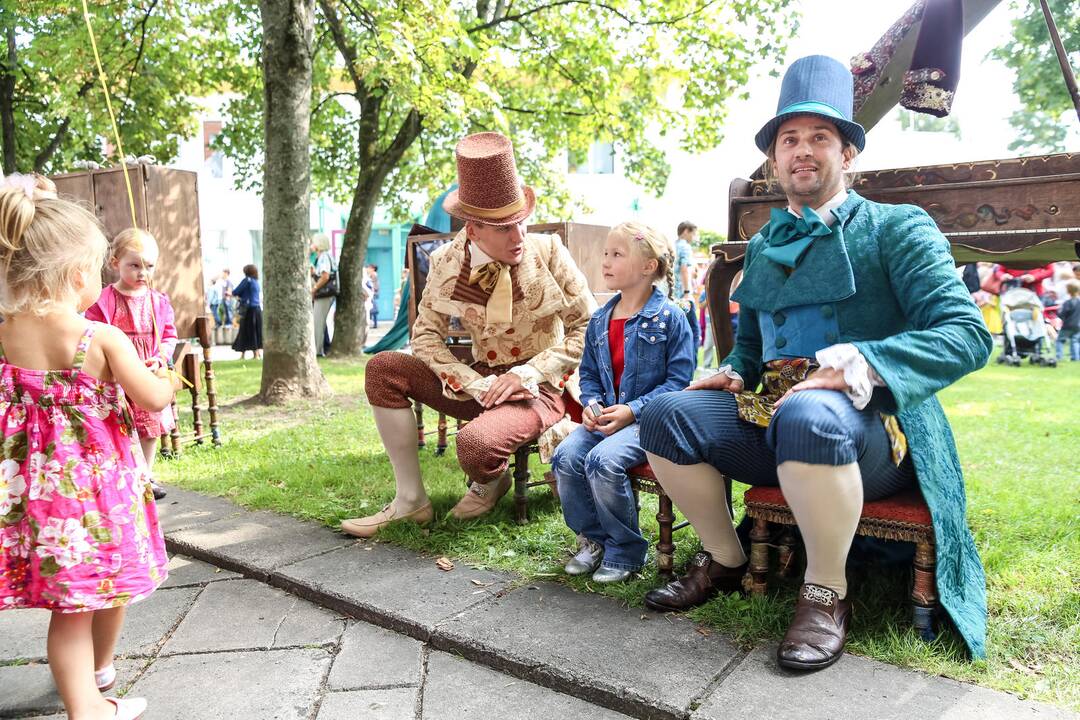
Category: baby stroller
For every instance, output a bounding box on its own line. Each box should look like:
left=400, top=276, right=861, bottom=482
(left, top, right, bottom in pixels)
left=996, top=282, right=1057, bottom=367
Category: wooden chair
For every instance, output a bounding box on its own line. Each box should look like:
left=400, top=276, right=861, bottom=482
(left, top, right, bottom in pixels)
left=626, top=463, right=688, bottom=578
left=743, top=485, right=937, bottom=640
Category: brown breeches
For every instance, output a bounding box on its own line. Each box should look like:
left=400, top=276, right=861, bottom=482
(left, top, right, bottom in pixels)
left=365, top=351, right=565, bottom=483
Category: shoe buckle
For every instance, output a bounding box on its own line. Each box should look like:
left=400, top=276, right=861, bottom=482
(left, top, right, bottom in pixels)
left=802, top=584, right=835, bottom=606
left=471, top=483, right=488, bottom=498
left=691, top=552, right=709, bottom=567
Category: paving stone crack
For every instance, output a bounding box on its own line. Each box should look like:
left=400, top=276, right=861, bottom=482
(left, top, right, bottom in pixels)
left=414, top=644, right=431, bottom=719
left=685, top=645, right=752, bottom=715
left=305, top=621, right=346, bottom=720
left=269, top=596, right=299, bottom=649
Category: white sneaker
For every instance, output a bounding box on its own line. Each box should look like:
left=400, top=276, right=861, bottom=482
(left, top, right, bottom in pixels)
left=564, top=537, right=604, bottom=576
left=105, top=696, right=147, bottom=719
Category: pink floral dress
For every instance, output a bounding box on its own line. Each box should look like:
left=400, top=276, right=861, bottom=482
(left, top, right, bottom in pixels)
left=0, top=324, right=168, bottom=612
left=108, top=290, right=177, bottom=439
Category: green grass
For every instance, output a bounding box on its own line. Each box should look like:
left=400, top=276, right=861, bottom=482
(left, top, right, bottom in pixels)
left=158, top=352, right=1080, bottom=711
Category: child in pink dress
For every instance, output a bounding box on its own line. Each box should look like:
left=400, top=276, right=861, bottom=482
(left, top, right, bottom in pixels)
left=86, top=229, right=178, bottom=500
left=0, top=175, right=178, bottom=719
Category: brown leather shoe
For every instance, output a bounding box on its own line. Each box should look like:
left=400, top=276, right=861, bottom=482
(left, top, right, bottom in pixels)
left=341, top=502, right=433, bottom=538
left=449, top=471, right=512, bottom=520
left=777, top=583, right=852, bottom=671
left=643, top=552, right=748, bottom=612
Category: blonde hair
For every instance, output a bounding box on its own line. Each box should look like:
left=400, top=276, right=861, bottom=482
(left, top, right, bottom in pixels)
left=608, top=221, right=675, bottom=299
left=311, top=233, right=330, bottom=253
left=1067, top=279, right=1080, bottom=297
left=0, top=176, right=108, bottom=317
left=110, top=227, right=159, bottom=261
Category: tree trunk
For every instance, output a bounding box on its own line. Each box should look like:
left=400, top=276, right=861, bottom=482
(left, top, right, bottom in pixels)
left=327, top=178, right=379, bottom=355
left=1, top=25, right=17, bottom=176
left=257, top=0, right=329, bottom=403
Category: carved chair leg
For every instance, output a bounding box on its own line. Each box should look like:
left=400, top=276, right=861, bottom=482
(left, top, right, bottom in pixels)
left=912, top=539, right=938, bottom=642
left=513, top=446, right=530, bottom=525
left=436, top=413, right=448, bottom=456
left=748, top=516, right=772, bottom=597
left=656, top=493, right=675, bottom=579
left=414, top=400, right=425, bottom=448
left=777, top=526, right=799, bottom=578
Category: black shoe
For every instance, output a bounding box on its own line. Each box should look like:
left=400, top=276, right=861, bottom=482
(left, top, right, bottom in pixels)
left=151, top=482, right=167, bottom=500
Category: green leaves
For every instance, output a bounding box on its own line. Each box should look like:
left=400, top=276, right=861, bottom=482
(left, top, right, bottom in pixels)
left=989, top=0, right=1079, bottom=153
left=3, top=431, right=28, bottom=463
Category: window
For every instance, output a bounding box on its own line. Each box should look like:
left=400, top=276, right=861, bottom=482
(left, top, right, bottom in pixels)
left=568, top=141, right=615, bottom=174
left=203, top=120, right=225, bottom=178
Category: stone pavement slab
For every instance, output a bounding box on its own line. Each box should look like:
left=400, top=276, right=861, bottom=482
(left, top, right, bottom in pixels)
left=693, top=646, right=1078, bottom=720
left=434, top=582, right=738, bottom=720
left=317, top=688, right=418, bottom=719
left=328, top=621, right=422, bottom=690
left=117, top=585, right=201, bottom=657
left=127, top=648, right=332, bottom=720
left=161, top=579, right=344, bottom=655
left=167, top=510, right=353, bottom=581
left=421, top=651, right=633, bottom=719
left=0, top=607, right=49, bottom=662
left=160, top=553, right=242, bottom=588
left=272, top=543, right=512, bottom=637
left=155, top=487, right=245, bottom=534
left=0, top=659, right=142, bottom=717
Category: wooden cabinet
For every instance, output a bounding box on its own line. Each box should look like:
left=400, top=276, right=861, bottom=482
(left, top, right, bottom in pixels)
left=51, top=165, right=205, bottom=338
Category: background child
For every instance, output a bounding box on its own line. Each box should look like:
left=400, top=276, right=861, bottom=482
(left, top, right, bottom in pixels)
left=1056, top=280, right=1080, bottom=361
left=551, top=221, right=695, bottom=583
left=86, top=229, right=178, bottom=501
left=0, top=176, right=179, bottom=719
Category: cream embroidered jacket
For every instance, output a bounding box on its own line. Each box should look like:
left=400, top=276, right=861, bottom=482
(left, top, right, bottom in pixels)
left=412, top=229, right=596, bottom=402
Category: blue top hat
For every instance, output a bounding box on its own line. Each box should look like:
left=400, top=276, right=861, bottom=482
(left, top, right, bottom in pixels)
left=755, top=55, right=866, bottom=153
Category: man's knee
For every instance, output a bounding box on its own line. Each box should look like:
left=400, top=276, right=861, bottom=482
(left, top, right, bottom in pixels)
left=770, top=390, right=857, bottom=465
left=364, top=352, right=415, bottom=408
left=455, top=422, right=505, bottom=480
left=638, top=392, right=683, bottom=447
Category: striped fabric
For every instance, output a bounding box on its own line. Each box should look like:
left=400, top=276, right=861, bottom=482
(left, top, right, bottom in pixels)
left=449, top=243, right=525, bottom=305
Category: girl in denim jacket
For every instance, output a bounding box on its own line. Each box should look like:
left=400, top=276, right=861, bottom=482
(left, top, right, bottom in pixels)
left=551, top=222, right=695, bottom=583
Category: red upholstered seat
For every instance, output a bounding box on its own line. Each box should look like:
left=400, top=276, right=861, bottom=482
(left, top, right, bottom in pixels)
left=744, top=486, right=932, bottom=527
left=628, top=463, right=656, bottom=480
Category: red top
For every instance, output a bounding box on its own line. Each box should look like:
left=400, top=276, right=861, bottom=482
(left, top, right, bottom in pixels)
left=609, top=317, right=627, bottom=397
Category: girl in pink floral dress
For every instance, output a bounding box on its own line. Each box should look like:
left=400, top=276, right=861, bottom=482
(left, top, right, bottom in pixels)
left=86, top=228, right=178, bottom=501
left=0, top=176, right=179, bottom=720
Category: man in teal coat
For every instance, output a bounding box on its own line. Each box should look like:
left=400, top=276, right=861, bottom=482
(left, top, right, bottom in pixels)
left=638, top=55, right=991, bottom=670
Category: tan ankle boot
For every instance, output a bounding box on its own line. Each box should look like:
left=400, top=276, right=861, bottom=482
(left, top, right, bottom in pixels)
left=449, top=471, right=511, bottom=520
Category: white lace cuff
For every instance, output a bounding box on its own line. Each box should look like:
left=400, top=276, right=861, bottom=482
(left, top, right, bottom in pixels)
left=715, top=364, right=744, bottom=385
left=464, top=375, right=496, bottom=402
left=508, top=365, right=542, bottom=398
left=814, top=344, right=886, bottom=410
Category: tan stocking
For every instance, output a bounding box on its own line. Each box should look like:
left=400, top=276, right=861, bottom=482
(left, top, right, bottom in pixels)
left=645, top=453, right=747, bottom=568
left=776, top=460, right=862, bottom=599
left=372, top=405, right=429, bottom=511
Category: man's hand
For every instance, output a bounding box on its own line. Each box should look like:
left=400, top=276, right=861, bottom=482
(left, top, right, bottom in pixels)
left=480, top=372, right=528, bottom=408
left=594, top=404, right=634, bottom=436
left=687, top=372, right=744, bottom=393
left=773, top=367, right=848, bottom=408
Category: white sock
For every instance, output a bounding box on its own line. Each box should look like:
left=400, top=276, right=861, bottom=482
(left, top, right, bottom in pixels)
left=372, top=406, right=429, bottom=511
left=776, top=460, right=863, bottom=599
left=94, top=663, right=116, bottom=688
left=645, top=453, right=747, bottom=568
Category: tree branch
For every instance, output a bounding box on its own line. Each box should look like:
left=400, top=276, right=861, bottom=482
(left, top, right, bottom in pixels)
left=124, top=0, right=160, bottom=102
left=318, top=0, right=365, bottom=93
left=468, top=0, right=719, bottom=33
left=313, top=91, right=356, bottom=115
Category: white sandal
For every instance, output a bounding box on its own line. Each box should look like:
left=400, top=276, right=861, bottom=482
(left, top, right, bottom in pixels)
left=95, top=663, right=116, bottom=691
left=105, top=697, right=147, bottom=720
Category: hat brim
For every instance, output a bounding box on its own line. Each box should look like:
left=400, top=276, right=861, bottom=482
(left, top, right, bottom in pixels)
left=442, top=185, right=536, bottom=226
left=755, top=104, right=866, bottom=153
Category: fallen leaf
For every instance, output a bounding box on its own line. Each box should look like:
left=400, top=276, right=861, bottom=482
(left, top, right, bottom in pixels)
left=1008, top=658, right=1035, bottom=675
left=470, top=579, right=494, bottom=587
left=696, top=627, right=711, bottom=637
left=435, top=557, right=455, bottom=572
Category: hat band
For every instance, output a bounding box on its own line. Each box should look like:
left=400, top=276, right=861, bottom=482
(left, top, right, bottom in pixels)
left=457, top=193, right=526, bottom=220
left=776, top=100, right=849, bottom=123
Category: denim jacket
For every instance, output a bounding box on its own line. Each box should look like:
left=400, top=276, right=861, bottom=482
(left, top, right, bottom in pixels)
left=578, top=287, right=695, bottom=418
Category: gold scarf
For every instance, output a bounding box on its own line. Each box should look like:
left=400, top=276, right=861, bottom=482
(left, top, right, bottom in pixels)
left=469, top=261, right=513, bottom=324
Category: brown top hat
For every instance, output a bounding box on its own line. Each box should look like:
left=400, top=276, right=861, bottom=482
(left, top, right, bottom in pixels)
left=442, top=132, right=535, bottom=226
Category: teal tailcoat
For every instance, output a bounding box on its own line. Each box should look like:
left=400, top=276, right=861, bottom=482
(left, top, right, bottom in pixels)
left=728, top=191, right=993, bottom=658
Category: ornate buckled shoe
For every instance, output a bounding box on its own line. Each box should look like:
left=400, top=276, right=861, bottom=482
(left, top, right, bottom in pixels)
left=564, top=537, right=604, bottom=576
left=341, top=502, right=433, bottom=538
left=643, top=551, right=747, bottom=612
left=776, top=583, right=852, bottom=671
left=449, top=471, right=511, bottom=520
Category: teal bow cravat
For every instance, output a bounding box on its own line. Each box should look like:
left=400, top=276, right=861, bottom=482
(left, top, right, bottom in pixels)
left=761, top=206, right=833, bottom=269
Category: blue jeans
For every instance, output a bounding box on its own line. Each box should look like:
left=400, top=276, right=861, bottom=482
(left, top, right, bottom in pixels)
left=1056, top=329, right=1079, bottom=360
left=551, top=423, right=648, bottom=571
